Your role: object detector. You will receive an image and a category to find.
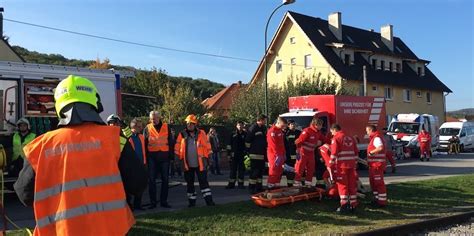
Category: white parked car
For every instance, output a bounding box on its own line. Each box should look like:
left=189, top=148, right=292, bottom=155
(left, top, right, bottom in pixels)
left=438, top=121, right=474, bottom=152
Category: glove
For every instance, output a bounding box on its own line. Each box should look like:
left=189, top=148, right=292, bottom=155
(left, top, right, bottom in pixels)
left=274, top=155, right=285, bottom=168
left=391, top=165, right=396, bottom=173
left=296, top=151, right=301, bottom=161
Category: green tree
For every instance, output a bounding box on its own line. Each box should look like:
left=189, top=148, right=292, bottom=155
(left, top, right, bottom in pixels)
left=159, top=82, right=205, bottom=124
left=229, top=73, right=353, bottom=123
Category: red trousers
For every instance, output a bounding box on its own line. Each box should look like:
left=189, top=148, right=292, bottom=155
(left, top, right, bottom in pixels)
left=420, top=144, right=431, bottom=158
left=294, top=151, right=315, bottom=183
left=369, top=164, right=387, bottom=205
left=335, top=168, right=358, bottom=207
left=267, top=153, right=284, bottom=186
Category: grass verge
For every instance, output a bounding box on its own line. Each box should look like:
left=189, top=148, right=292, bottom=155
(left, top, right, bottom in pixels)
left=130, top=174, right=474, bottom=235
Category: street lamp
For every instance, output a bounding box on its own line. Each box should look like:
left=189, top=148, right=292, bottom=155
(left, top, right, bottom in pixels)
left=264, top=0, right=295, bottom=124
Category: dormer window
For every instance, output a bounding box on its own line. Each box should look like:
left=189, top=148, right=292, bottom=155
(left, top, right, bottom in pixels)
left=344, top=54, right=350, bottom=66
left=396, top=63, right=402, bottom=73
left=417, top=67, right=422, bottom=76
left=372, top=59, right=377, bottom=69
left=389, top=62, right=393, bottom=72
left=381, top=60, right=385, bottom=70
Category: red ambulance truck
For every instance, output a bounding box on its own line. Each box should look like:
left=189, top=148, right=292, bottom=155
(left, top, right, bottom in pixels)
left=279, top=95, right=387, bottom=156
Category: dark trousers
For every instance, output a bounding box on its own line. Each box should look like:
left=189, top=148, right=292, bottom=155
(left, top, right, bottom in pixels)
left=249, top=159, right=265, bottom=188
left=184, top=168, right=212, bottom=200
left=148, top=157, right=170, bottom=205
left=286, top=158, right=296, bottom=186
left=315, top=154, right=326, bottom=184
left=126, top=193, right=143, bottom=209
left=170, top=159, right=182, bottom=177
left=229, top=154, right=245, bottom=184
left=8, top=158, right=24, bottom=178
left=210, top=152, right=221, bottom=174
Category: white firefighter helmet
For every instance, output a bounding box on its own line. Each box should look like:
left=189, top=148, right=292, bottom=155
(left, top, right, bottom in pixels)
left=16, top=118, right=31, bottom=130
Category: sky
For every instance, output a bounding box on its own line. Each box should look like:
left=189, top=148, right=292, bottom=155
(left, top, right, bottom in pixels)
left=1, top=0, right=473, bottom=111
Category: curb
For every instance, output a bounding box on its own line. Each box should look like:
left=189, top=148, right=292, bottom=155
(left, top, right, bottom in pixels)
left=353, top=210, right=474, bottom=236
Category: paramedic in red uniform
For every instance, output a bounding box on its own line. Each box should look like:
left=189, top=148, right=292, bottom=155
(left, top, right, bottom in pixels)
left=330, top=124, right=359, bottom=213
left=417, top=127, right=432, bottom=161
left=294, top=118, right=325, bottom=186
left=266, top=117, right=288, bottom=189
left=366, top=125, right=388, bottom=207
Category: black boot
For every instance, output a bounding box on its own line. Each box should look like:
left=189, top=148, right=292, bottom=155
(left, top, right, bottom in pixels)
left=238, top=182, right=245, bottom=189
left=204, top=196, right=215, bottom=206
left=336, top=203, right=351, bottom=214
left=225, top=183, right=235, bottom=189
left=188, top=199, right=196, bottom=208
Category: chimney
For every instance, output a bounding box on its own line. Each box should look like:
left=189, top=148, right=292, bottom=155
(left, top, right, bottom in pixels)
left=237, top=80, right=242, bottom=87
left=381, top=24, right=394, bottom=51
left=0, top=8, right=4, bottom=38
left=328, top=12, right=342, bottom=41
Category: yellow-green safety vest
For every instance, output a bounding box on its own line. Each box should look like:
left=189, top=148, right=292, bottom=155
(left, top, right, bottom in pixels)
left=12, top=132, right=36, bottom=161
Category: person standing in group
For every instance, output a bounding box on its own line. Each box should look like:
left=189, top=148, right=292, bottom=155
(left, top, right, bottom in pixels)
left=175, top=115, right=215, bottom=207
left=169, top=128, right=182, bottom=178
left=14, top=75, right=147, bottom=235
left=9, top=118, right=36, bottom=177
left=226, top=121, right=247, bottom=189
left=143, top=111, right=174, bottom=209
left=284, top=120, right=301, bottom=187
left=330, top=124, right=359, bottom=213
left=128, top=118, right=147, bottom=211
left=208, top=127, right=223, bottom=175
left=266, top=117, right=288, bottom=189
left=382, top=128, right=397, bottom=173
left=245, top=115, right=267, bottom=194
left=294, top=117, right=325, bottom=186
left=366, top=125, right=388, bottom=207
left=418, top=127, right=432, bottom=161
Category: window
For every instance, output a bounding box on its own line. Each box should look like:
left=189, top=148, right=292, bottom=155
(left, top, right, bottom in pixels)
left=417, top=67, right=422, bottom=76
left=372, top=41, right=380, bottom=48
left=381, top=60, right=385, bottom=70
left=416, top=91, right=422, bottom=97
left=276, top=60, right=282, bottom=73
left=358, top=84, right=365, bottom=96
left=384, top=87, right=393, bottom=100
left=318, top=29, right=326, bottom=37
left=426, top=92, right=432, bottom=103
left=372, top=85, right=377, bottom=91
left=304, top=54, right=312, bottom=69
left=290, top=58, right=296, bottom=65
left=346, top=35, right=355, bottom=44
left=372, top=59, right=377, bottom=69
left=344, top=54, right=350, bottom=66
left=396, top=63, right=401, bottom=73
left=290, top=37, right=296, bottom=44
left=403, top=89, right=411, bottom=102
left=389, top=62, right=393, bottom=71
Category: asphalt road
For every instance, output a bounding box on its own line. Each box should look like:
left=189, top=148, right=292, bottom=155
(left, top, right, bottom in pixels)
left=2, top=153, right=473, bottom=230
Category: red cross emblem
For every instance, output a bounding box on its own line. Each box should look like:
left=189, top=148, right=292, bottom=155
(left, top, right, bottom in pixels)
left=343, top=136, right=353, bottom=147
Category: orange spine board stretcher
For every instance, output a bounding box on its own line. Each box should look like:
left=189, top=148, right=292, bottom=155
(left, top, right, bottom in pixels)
left=251, top=187, right=325, bottom=208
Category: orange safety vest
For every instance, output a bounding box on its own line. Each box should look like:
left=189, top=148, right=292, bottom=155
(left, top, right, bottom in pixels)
left=23, top=123, right=134, bottom=236
left=367, top=131, right=386, bottom=168
left=175, top=129, right=211, bottom=171
left=129, top=134, right=147, bottom=165
left=146, top=123, right=169, bottom=152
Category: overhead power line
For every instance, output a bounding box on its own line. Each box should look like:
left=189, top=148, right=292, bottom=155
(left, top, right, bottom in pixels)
left=4, top=18, right=334, bottom=69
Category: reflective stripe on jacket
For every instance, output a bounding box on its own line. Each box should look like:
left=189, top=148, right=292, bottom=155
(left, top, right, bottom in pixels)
left=330, top=131, right=358, bottom=169
left=175, top=129, right=211, bottom=171
left=23, top=123, right=134, bottom=236
left=146, top=123, right=170, bottom=152
left=368, top=131, right=386, bottom=167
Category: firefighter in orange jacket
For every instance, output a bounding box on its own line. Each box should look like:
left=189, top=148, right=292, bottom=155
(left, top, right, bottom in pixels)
left=330, top=124, right=359, bottom=213
left=175, top=115, right=215, bottom=207
left=294, top=117, right=325, bottom=186
left=418, top=127, right=432, bottom=161
left=366, top=125, right=388, bottom=207
left=13, top=75, right=147, bottom=235
left=266, top=117, right=288, bottom=189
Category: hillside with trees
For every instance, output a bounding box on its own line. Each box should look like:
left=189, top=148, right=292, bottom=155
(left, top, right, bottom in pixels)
left=11, top=45, right=226, bottom=122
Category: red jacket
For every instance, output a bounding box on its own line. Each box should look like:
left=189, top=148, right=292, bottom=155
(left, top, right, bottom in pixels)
left=417, top=131, right=431, bottom=147
left=295, top=126, right=325, bottom=153
left=330, top=131, right=358, bottom=169
left=267, top=125, right=285, bottom=157
left=368, top=131, right=386, bottom=167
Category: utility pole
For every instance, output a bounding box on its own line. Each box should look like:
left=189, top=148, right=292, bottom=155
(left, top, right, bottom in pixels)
left=363, top=65, right=367, bottom=96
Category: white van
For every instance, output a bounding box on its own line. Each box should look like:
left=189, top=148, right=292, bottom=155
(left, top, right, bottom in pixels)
left=438, top=122, right=474, bottom=152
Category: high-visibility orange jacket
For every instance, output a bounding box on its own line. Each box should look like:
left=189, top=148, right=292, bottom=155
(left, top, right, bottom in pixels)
left=175, top=128, right=211, bottom=171
left=146, top=123, right=169, bottom=152
left=23, top=123, right=134, bottom=236
left=129, top=133, right=147, bottom=165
